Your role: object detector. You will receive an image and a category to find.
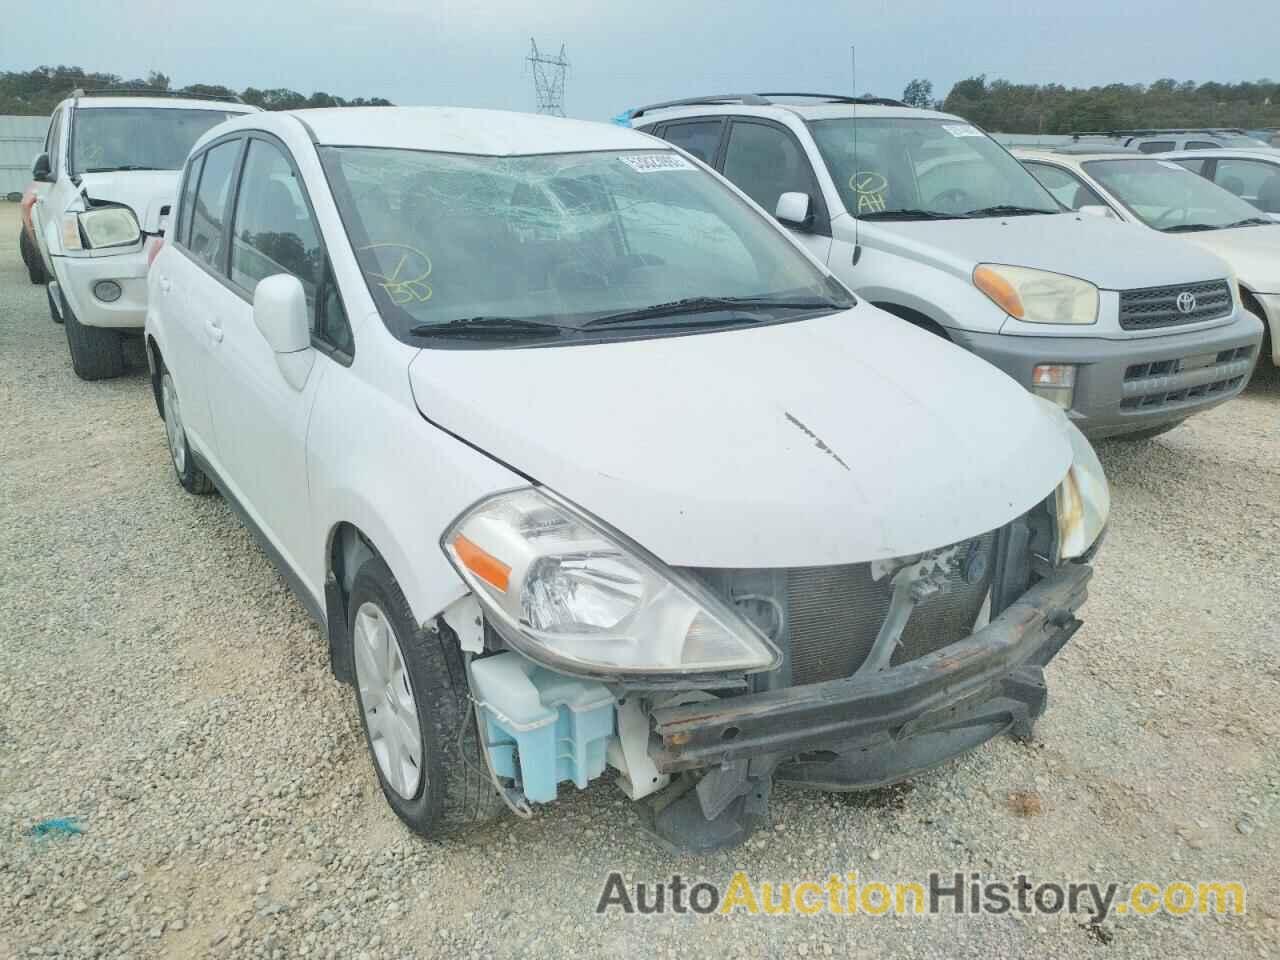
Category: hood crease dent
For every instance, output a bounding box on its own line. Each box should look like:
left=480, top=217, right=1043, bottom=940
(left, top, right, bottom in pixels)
left=409, top=308, right=1074, bottom=569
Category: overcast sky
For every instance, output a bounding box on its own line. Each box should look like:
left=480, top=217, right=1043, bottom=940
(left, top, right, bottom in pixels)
left=11, top=0, right=1278, bottom=120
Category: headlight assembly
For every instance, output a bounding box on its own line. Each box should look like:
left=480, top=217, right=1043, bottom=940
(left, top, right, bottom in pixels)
left=442, top=488, right=780, bottom=678
left=61, top=207, right=142, bottom=252
left=974, top=264, right=1099, bottom=325
left=1055, top=420, right=1110, bottom=560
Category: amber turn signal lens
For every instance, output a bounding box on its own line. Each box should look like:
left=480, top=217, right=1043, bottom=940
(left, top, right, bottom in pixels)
left=452, top=533, right=511, bottom=593
left=973, top=265, right=1025, bottom=320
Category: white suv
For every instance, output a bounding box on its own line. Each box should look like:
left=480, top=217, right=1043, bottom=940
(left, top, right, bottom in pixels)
left=28, top=90, right=257, bottom=379
left=147, top=106, right=1107, bottom=850
left=632, top=94, right=1264, bottom=440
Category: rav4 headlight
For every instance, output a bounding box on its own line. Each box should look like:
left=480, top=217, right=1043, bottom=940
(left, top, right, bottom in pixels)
left=62, top=207, right=141, bottom=252
left=442, top=488, right=780, bottom=677
left=974, top=264, right=1099, bottom=325
left=1055, top=420, right=1110, bottom=559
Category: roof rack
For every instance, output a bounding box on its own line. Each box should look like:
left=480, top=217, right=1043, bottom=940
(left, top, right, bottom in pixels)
left=1069, top=127, right=1248, bottom=139
left=69, top=87, right=245, bottom=104
left=630, top=92, right=907, bottom=118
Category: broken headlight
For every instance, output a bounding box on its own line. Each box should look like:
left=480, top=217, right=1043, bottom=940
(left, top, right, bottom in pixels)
left=442, top=488, right=780, bottom=677
left=61, top=207, right=141, bottom=252
left=1055, top=420, right=1110, bottom=559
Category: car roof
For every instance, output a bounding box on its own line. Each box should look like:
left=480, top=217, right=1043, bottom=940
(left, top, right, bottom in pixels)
left=64, top=95, right=258, bottom=112
left=1155, top=147, right=1280, bottom=161
left=631, top=101, right=958, bottom=125
left=272, top=106, right=659, bottom=156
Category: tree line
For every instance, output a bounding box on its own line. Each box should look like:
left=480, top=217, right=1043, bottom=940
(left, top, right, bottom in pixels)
left=901, top=75, right=1279, bottom=133
left=0, top=66, right=392, bottom=115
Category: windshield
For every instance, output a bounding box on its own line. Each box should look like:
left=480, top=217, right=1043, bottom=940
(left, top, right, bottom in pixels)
left=322, top=147, right=850, bottom=343
left=1082, top=158, right=1273, bottom=231
left=70, top=107, right=243, bottom=174
left=808, top=117, right=1060, bottom=219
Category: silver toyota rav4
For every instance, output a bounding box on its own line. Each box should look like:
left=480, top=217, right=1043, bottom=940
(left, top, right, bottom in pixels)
left=632, top=93, right=1265, bottom=440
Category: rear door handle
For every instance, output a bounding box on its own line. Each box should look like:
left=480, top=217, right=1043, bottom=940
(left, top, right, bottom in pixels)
left=206, top=319, right=223, bottom=343
left=157, top=277, right=171, bottom=294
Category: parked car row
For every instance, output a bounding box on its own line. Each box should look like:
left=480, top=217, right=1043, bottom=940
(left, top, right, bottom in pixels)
left=631, top=94, right=1270, bottom=439
left=14, top=91, right=1266, bottom=851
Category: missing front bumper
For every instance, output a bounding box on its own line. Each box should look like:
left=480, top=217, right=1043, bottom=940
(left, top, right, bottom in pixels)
left=649, top=561, right=1090, bottom=778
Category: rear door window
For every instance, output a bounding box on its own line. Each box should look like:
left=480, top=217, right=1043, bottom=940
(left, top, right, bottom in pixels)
left=1137, top=140, right=1175, bottom=153
left=1186, top=141, right=1219, bottom=150
left=659, top=119, right=725, bottom=166
left=187, top=139, right=242, bottom=272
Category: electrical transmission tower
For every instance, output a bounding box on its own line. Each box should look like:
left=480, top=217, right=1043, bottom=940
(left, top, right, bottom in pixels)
left=526, top=38, right=569, bottom=117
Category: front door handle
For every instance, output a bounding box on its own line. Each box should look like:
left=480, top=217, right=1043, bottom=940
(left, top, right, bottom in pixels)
left=157, top=276, right=171, bottom=294
left=206, top=319, right=223, bottom=343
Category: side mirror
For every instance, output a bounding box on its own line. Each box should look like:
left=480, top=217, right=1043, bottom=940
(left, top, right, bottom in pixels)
left=775, top=191, right=814, bottom=229
left=1077, top=204, right=1117, bottom=221
left=31, top=153, right=51, bottom=182
left=253, top=274, right=314, bottom=390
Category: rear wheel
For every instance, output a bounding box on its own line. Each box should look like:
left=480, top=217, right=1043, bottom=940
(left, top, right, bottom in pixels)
left=348, top=557, right=505, bottom=837
left=62, top=291, right=125, bottom=380
left=160, top=364, right=213, bottom=494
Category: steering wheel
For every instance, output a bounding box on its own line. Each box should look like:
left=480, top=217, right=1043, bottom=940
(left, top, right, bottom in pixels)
left=1150, top=204, right=1190, bottom=228
left=931, top=188, right=975, bottom=214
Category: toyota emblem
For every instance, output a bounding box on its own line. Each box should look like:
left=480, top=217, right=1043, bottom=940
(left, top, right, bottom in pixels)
left=1176, top=291, right=1197, bottom=314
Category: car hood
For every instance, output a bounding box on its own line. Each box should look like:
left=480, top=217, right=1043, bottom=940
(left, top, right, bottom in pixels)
left=1180, top=225, right=1280, bottom=294
left=864, top=213, right=1227, bottom=289
left=407, top=306, right=1074, bottom=568
left=75, top=170, right=180, bottom=232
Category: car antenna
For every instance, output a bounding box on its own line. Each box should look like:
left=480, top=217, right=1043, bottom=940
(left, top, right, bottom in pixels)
left=850, top=44, right=861, bottom=257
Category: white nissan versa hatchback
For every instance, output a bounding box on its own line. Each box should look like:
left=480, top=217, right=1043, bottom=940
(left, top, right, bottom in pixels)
left=146, top=107, right=1108, bottom=851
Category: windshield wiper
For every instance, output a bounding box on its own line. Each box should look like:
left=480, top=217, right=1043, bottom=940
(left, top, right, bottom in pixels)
left=963, top=204, right=1057, bottom=217
left=584, top=295, right=846, bottom=328
left=409, top=316, right=570, bottom=338
left=1221, top=217, right=1275, bottom=229
left=1158, top=223, right=1219, bottom=233
left=858, top=209, right=960, bottom=221
left=83, top=165, right=165, bottom=173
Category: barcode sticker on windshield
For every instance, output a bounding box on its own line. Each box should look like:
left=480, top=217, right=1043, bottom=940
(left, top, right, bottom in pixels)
left=620, top=154, right=696, bottom=173
left=942, top=123, right=984, bottom=138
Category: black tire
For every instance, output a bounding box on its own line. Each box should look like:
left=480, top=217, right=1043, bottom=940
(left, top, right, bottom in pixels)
left=45, top=284, right=63, bottom=324
left=158, top=362, right=214, bottom=495
left=348, top=557, right=505, bottom=838
left=20, top=227, right=46, bottom=284
left=1113, top=419, right=1185, bottom=442
left=62, top=290, right=125, bottom=380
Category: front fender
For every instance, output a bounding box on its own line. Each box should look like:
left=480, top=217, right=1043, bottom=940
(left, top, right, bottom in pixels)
left=306, top=345, right=524, bottom=633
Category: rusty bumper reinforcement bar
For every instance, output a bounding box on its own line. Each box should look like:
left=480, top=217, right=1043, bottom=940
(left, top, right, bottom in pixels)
left=650, top=562, right=1092, bottom=773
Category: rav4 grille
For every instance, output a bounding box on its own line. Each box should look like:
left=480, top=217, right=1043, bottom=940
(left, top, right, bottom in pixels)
left=1118, top=280, right=1233, bottom=331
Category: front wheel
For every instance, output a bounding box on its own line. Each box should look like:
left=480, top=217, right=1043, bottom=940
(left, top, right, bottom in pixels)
left=62, top=291, right=124, bottom=380
left=348, top=557, right=505, bottom=837
left=20, top=228, right=46, bottom=284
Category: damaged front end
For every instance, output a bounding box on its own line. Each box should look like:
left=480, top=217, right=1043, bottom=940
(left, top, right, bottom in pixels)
left=438, top=430, right=1106, bottom=851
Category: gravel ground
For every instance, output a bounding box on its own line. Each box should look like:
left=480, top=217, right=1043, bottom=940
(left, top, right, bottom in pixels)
left=1, top=201, right=1278, bottom=960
